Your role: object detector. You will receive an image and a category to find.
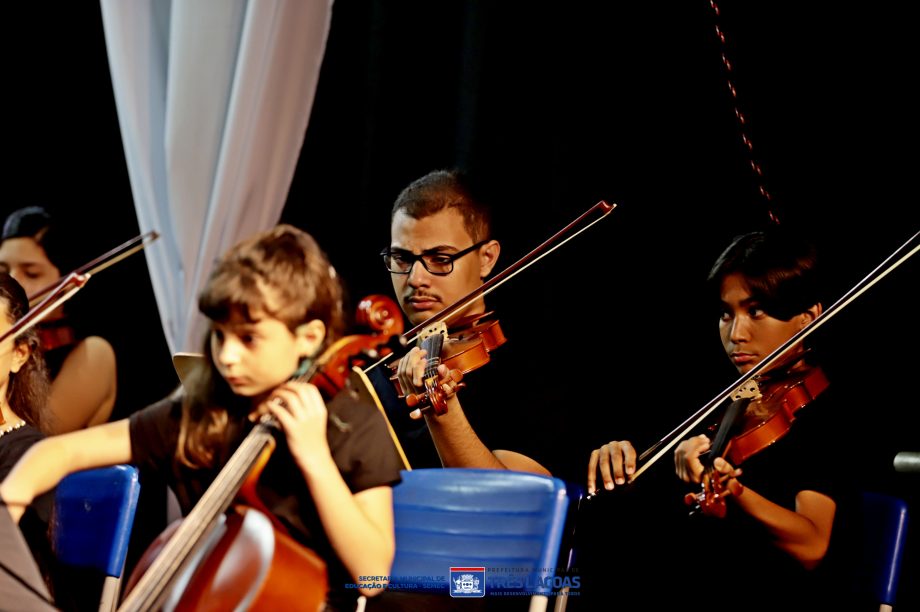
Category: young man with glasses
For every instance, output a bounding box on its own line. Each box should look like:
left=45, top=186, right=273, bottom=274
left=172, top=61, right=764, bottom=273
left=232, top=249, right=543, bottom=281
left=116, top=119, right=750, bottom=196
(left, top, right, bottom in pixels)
left=373, top=169, right=551, bottom=475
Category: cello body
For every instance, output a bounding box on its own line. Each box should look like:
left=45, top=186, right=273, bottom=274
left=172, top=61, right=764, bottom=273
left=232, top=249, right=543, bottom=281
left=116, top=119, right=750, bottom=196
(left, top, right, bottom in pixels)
left=126, top=506, right=327, bottom=612
left=118, top=425, right=329, bottom=611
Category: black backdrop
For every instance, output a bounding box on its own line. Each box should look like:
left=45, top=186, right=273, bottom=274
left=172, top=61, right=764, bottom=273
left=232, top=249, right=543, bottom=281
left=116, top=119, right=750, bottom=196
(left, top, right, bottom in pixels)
left=6, top=1, right=918, bottom=607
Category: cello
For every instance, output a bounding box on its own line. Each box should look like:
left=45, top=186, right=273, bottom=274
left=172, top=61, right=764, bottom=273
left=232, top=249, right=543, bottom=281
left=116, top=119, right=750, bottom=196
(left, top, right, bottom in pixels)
left=119, top=299, right=408, bottom=612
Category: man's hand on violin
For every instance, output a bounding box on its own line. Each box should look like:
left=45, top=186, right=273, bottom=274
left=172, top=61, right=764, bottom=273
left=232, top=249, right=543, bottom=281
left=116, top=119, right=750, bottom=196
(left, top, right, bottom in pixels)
left=397, top=347, right=464, bottom=419
left=587, top=440, right=636, bottom=496
left=395, top=346, right=428, bottom=396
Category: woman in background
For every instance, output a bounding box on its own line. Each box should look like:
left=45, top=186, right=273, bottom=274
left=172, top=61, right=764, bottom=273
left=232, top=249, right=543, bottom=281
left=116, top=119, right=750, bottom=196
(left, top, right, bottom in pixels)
left=0, top=206, right=116, bottom=433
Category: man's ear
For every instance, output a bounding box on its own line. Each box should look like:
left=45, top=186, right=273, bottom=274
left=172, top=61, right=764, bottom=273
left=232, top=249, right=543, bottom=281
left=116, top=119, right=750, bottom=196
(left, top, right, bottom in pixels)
left=798, top=303, right=823, bottom=330
left=479, top=239, right=501, bottom=280
left=294, top=319, right=326, bottom=358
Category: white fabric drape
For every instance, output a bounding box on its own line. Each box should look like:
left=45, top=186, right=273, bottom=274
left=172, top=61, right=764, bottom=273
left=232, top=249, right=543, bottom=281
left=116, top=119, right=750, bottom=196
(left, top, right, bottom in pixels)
left=100, top=0, right=333, bottom=354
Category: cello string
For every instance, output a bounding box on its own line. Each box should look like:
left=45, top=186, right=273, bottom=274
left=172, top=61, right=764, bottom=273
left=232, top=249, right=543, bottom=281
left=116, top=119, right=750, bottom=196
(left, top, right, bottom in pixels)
left=118, top=425, right=275, bottom=611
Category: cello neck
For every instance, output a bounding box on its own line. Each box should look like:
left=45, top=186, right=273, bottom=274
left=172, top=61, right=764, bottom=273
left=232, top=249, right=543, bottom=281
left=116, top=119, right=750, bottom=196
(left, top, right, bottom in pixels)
left=117, top=422, right=277, bottom=612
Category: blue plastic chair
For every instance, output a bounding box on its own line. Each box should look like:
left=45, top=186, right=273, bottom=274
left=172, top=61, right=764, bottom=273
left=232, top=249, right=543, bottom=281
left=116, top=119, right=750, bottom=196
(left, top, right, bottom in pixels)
left=389, top=468, right=572, bottom=611
left=52, top=465, right=141, bottom=612
left=857, top=490, right=909, bottom=612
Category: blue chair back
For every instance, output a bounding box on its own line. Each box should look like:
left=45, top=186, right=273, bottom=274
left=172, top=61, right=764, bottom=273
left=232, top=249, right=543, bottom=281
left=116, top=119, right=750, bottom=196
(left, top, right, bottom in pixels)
left=390, top=468, right=570, bottom=596
left=857, top=490, right=909, bottom=608
left=52, top=464, right=141, bottom=578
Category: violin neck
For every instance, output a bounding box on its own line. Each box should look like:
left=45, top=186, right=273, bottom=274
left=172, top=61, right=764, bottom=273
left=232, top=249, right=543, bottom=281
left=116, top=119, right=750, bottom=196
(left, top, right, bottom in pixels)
left=117, top=423, right=276, bottom=612
left=421, top=333, right=443, bottom=378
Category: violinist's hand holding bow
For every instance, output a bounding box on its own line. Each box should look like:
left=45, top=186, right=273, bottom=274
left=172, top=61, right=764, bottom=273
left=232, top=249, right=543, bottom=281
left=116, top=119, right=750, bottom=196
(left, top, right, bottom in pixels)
left=396, top=347, right=464, bottom=419
left=587, top=440, right=636, bottom=496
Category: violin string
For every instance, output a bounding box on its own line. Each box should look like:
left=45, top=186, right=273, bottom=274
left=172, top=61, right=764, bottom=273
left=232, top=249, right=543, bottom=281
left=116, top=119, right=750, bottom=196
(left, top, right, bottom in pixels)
left=362, top=201, right=616, bottom=373
left=709, top=0, right=779, bottom=225
left=631, top=230, right=918, bottom=482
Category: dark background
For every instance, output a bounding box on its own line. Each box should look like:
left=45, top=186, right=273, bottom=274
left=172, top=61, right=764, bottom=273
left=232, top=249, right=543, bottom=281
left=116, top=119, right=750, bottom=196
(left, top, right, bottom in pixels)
left=5, top=1, right=917, bottom=608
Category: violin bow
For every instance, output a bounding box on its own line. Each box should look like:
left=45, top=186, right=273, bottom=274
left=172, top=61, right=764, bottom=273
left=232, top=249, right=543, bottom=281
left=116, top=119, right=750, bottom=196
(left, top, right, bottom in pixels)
left=629, top=229, right=919, bottom=482
left=363, top=200, right=617, bottom=373
left=27, top=230, right=160, bottom=306
left=0, top=272, right=90, bottom=345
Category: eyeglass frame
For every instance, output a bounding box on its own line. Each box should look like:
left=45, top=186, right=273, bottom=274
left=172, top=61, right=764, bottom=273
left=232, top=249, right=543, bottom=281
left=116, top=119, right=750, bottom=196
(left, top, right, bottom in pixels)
left=380, top=240, right=490, bottom=276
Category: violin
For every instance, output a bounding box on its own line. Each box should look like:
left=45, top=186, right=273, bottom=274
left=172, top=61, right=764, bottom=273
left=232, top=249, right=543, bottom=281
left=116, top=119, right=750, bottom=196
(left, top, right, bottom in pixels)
left=388, top=312, right=507, bottom=415
left=685, top=360, right=830, bottom=518
left=373, top=200, right=616, bottom=415
left=612, top=229, right=917, bottom=492
left=36, top=320, right=77, bottom=352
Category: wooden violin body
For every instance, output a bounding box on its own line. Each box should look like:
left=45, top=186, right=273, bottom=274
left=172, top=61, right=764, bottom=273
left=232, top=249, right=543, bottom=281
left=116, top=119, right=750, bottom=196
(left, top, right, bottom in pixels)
left=686, top=363, right=829, bottom=517
left=389, top=314, right=507, bottom=415
left=723, top=365, right=829, bottom=466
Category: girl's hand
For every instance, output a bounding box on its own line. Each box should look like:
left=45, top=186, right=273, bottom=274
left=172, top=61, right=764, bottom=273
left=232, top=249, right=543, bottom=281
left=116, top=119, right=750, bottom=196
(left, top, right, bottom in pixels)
left=265, top=381, right=331, bottom=471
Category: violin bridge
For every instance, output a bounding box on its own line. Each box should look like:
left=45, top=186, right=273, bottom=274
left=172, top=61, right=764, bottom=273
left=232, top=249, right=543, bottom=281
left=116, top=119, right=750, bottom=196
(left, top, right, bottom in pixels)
left=731, top=379, right=762, bottom=400
left=418, top=321, right=448, bottom=342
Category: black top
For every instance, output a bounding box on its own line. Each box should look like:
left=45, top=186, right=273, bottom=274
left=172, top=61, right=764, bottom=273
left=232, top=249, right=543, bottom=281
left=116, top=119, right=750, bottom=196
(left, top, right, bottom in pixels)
left=672, top=379, right=855, bottom=612
left=0, top=425, right=57, bottom=598
left=128, top=379, right=404, bottom=611
left=368, top=338, right=579, bottom=479
left=576, top=372, right=859, bottom=612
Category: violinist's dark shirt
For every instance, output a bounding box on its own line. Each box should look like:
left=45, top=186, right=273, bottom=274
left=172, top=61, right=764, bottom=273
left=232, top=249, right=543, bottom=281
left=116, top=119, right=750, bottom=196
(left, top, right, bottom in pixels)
left=672, top=380, right=857, bottom=612
left=368, top=337, right=583, bottom=481
left=128, top=383, right=404, bottom=611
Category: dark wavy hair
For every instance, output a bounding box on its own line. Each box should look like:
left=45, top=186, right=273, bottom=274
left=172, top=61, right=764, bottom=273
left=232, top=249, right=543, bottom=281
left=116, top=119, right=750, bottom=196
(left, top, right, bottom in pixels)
left=708, top=228, right=822, bottom=322
left=0, top=272, right=51, bottom=430
left=177, top=224, right=345, bottom=468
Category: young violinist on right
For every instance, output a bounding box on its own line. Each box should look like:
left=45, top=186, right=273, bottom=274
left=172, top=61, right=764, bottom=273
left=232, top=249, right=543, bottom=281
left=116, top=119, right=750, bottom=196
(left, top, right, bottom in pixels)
left=591, top=228, right=850, bottom=611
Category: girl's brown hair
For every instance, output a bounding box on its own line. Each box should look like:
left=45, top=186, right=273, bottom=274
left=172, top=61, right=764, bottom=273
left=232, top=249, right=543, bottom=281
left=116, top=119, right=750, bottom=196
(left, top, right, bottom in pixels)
left=177, top=225, right=345, bottom=468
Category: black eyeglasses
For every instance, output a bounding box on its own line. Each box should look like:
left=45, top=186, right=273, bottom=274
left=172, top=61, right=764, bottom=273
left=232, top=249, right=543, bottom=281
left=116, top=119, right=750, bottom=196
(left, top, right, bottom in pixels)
left=380, top=240, right=489, bottom=275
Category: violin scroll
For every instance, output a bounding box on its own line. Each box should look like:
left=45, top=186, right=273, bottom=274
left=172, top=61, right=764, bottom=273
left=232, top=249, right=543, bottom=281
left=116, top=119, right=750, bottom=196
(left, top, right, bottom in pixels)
left=308, top=295, right=404, bottom=399
left=405, top=368, right=465, bottom=416
left=684, top=464, right=744, bottom=518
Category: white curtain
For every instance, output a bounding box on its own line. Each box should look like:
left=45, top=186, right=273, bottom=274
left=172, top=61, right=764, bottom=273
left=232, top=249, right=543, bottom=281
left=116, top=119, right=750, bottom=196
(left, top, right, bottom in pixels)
left=100, top=0, right=333, bottom=354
